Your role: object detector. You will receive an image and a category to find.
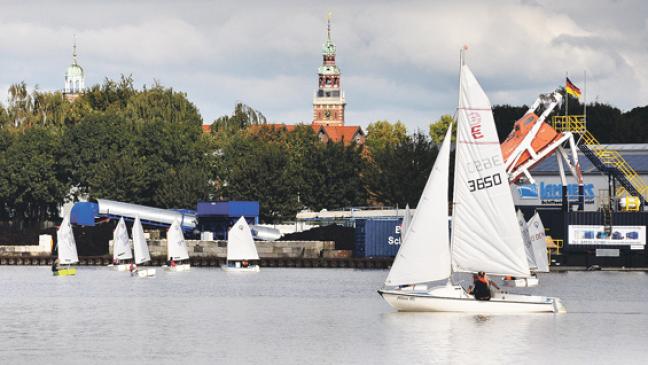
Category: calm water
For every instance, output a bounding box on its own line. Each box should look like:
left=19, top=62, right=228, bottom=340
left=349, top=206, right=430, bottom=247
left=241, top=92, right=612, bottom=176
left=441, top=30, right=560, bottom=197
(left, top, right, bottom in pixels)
left=0, top=267, right=647, bottom=364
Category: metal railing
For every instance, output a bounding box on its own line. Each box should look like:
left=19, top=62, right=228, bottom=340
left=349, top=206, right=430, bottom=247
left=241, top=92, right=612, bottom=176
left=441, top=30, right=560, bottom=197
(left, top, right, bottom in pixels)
left=552, top=115, right=648, bottom=203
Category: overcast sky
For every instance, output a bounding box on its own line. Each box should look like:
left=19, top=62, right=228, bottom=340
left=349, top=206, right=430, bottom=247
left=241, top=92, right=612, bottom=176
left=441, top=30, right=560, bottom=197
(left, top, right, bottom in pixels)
left=1, top=0, right=646, bottom=131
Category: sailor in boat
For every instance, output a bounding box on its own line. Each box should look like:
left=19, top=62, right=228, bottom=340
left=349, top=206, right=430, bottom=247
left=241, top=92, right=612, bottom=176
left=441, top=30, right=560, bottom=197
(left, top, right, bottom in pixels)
left=468, top=272, right=500, bottom=301
left=241, top=260, right=249, bottom=268
left=169, top=258, right=177, bottom=268
left=51, top=258, right=60, bottom=273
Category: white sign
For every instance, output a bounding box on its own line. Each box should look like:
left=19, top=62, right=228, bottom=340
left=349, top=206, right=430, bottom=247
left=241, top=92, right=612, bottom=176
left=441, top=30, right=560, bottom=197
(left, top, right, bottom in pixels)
left=568, top=225, right=646, bottom=247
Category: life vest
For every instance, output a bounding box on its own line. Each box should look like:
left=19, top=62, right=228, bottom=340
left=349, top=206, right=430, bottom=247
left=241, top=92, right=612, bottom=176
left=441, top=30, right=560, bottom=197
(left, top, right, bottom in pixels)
left=474, top=277, right=491, bottom=300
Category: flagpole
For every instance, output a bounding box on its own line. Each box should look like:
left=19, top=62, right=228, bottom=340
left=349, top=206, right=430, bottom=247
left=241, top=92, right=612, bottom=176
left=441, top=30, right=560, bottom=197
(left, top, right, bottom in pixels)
left=565, top=72, right=569, bottom=117
left=584, top=70, right=587, bottom=124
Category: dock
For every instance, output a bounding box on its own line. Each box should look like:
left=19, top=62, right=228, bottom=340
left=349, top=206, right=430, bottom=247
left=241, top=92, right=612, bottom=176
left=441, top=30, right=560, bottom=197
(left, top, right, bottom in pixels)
left=0, top=255, right=394, bottom=269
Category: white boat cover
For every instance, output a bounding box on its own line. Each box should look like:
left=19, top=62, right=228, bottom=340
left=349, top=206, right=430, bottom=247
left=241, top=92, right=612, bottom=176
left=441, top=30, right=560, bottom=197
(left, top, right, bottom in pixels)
left=385, top=125, right=453, bottom=286
left=227, top=217, right=260, bottom=261
left=527, top=213, right=550, bottom=272
left=517, top=210, right=538, bottom=270
left=57, top=213, right=79, bottom=264
left=167, top=220, right=189, bottom=261
left=451, top=64, right=531, bottom=278
left=132, top=216, right=151, bottom=265
left=113, top=217, right=132, bottom=261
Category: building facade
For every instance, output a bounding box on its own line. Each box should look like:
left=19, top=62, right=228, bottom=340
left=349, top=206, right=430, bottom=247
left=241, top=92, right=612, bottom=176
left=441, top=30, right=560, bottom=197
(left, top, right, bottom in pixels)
left=312, top=15, right=346, bottom=126
left=511, top=144, right=648, bottom=212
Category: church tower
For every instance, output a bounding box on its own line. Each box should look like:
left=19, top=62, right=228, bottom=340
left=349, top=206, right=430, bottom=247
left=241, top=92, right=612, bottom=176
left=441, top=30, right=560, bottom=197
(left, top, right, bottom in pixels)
left=64, top=37, right=85, bottom=102
left=312, top=14, right=345, bottom=126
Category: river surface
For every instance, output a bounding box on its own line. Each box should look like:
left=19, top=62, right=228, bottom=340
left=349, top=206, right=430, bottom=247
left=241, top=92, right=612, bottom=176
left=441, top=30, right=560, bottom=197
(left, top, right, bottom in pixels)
left=0, top=267, right=647, bottom=364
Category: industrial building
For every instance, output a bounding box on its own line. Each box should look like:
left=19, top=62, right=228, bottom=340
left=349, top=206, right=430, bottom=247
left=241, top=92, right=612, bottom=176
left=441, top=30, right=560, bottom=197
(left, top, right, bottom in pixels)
left=512, top=144, right=648, bottom=212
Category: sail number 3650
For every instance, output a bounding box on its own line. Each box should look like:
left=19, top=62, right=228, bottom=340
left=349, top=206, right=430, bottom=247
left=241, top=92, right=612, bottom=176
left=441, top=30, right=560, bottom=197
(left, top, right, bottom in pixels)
left=468, top=173, right=502, bottom=192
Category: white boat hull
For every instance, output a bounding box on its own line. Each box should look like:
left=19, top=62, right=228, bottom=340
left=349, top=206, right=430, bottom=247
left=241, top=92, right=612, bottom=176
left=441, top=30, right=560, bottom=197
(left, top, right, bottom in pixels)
left=221, top=264, right=260, bottom=273
left=108, top=264, right=131, bottom=272
left=503, top=277, right=539, bottom=288
left=163, top=264, right=191, bottom=272
left=379, top=285, right=565, bottom=313
left=135, top=268, right=156, bottom=278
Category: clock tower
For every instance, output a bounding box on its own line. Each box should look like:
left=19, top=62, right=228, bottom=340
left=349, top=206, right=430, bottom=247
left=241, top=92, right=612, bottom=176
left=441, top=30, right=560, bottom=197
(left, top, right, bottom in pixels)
left=312, top=14, right=345, bottom=126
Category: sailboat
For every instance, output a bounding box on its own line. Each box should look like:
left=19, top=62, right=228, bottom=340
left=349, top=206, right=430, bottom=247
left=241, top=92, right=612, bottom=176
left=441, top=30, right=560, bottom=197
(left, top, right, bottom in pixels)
left=378, top=55, right=565, bottom=313
left=108, top=217, right=133, bottom=271
left=503, top=211, right=550, bottom=287
left=132, top=216, right=156, bottom=277
left=528, top=212, right=550, bottom=272
left=53, top=213, right=79, bottom=277
left=221, top=216, right=260, bottom=272
left=163, top=219, right=191, bottom=272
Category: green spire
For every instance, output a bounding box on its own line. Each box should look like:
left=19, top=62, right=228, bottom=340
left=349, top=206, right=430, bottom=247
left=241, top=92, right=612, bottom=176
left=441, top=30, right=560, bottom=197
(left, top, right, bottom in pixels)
left=322, top=12, right=336, bottom=56
left=72, top=34, right=78, bottom=65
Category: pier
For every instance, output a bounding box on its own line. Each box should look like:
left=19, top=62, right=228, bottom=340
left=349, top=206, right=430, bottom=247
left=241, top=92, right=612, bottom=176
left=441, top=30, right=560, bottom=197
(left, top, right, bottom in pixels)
left=0, top=255, right=394, bottom=269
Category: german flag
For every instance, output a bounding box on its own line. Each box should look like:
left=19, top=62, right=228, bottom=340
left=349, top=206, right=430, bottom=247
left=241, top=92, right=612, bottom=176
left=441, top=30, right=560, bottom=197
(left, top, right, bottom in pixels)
left=565, top=77, right=581, bottom=98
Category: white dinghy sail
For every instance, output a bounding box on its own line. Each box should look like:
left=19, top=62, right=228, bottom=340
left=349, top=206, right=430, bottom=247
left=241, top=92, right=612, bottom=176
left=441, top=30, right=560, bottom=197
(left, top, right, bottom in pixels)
left=57, top=213, right=79, bottom=265
left=517, top=210, right=538, bottom=271
left=222, top=217, right=260, bottom=272
left=527, top=212, right=550, bottom=272
left=113, top=217, right=132, bottom=262
left=385, top=125, right=453, bottom=287
left=400, top=204, right=414, bottom=241
left=165, top=219, right=191, bottom=272
left=450, top=63, right=531, bottom=279
left=132, top=216, right=155, bottom=277
left=167, top=220, right=189, bottom=262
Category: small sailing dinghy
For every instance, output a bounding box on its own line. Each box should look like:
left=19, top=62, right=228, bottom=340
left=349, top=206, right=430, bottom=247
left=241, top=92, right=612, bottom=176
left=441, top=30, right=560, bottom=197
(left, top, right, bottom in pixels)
left=378, top=53, right=565, bottom=313
left=108, top=217, right=133, bottom=272
left=221, top=217, right=260, bottom=272
left=163, top=220, right=191, bottom=272
left=503, top=211, right=550, bottom=287
left=132, top=216, right=156, bottom=278
left=53, top=213, right=78, bottom=277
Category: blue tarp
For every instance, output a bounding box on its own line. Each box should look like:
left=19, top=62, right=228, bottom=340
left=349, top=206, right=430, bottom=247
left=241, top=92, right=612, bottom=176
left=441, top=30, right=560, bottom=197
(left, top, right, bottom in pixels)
left=70, top=202, right=99, bottom=226
left=196, top=201, right=259, bottom=218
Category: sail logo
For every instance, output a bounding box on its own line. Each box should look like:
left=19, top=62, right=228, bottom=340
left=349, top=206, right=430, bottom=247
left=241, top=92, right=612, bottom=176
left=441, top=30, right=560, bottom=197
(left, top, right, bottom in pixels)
left=468, top=112, right=484, bottom=139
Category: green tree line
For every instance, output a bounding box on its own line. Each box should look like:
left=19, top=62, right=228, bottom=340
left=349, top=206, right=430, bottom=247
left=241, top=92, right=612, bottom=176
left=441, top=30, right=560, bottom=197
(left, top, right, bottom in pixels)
left=0, top=78, right=645, bottom=225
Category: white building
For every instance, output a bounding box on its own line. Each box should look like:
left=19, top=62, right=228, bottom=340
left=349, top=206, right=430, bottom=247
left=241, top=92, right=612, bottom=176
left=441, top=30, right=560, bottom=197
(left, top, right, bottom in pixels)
left=63, top=38, right=85, bottom=101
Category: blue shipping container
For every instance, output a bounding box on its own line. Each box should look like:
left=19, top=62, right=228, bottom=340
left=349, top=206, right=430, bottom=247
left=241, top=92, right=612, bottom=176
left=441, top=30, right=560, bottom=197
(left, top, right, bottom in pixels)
left=354, top=219, right=403, bottom=258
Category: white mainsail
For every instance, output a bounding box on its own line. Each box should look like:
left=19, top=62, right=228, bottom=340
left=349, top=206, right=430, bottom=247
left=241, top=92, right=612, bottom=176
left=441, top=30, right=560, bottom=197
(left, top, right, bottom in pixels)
left=167, top=220, right=189, bottom=261
left=385, top=125, right=453, bottom=286
left=132, top=216, right=151, bottom=265
left=113, top=217, right=132, bottom=261
left=527, top=213, right=550, bottom=272
left=57, top=213, right=79, bottom=264
left=227, top=217, right=260, bottom=261
left=517, top=210, right=538, bottom=270
left=451, top=64, right=531, bottom=278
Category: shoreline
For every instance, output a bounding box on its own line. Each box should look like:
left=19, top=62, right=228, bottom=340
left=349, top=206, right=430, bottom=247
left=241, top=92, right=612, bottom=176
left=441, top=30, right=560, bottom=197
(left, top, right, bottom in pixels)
left=1, top=255, right=648, bottom=271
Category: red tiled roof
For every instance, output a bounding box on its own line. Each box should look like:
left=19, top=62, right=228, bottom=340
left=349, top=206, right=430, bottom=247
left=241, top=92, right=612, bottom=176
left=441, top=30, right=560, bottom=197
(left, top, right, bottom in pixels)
left=247, top=123, right=365, bottom=145
left=202, top=124, right=212, bottom=133
left=318, top=125, right=364, bottom=144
